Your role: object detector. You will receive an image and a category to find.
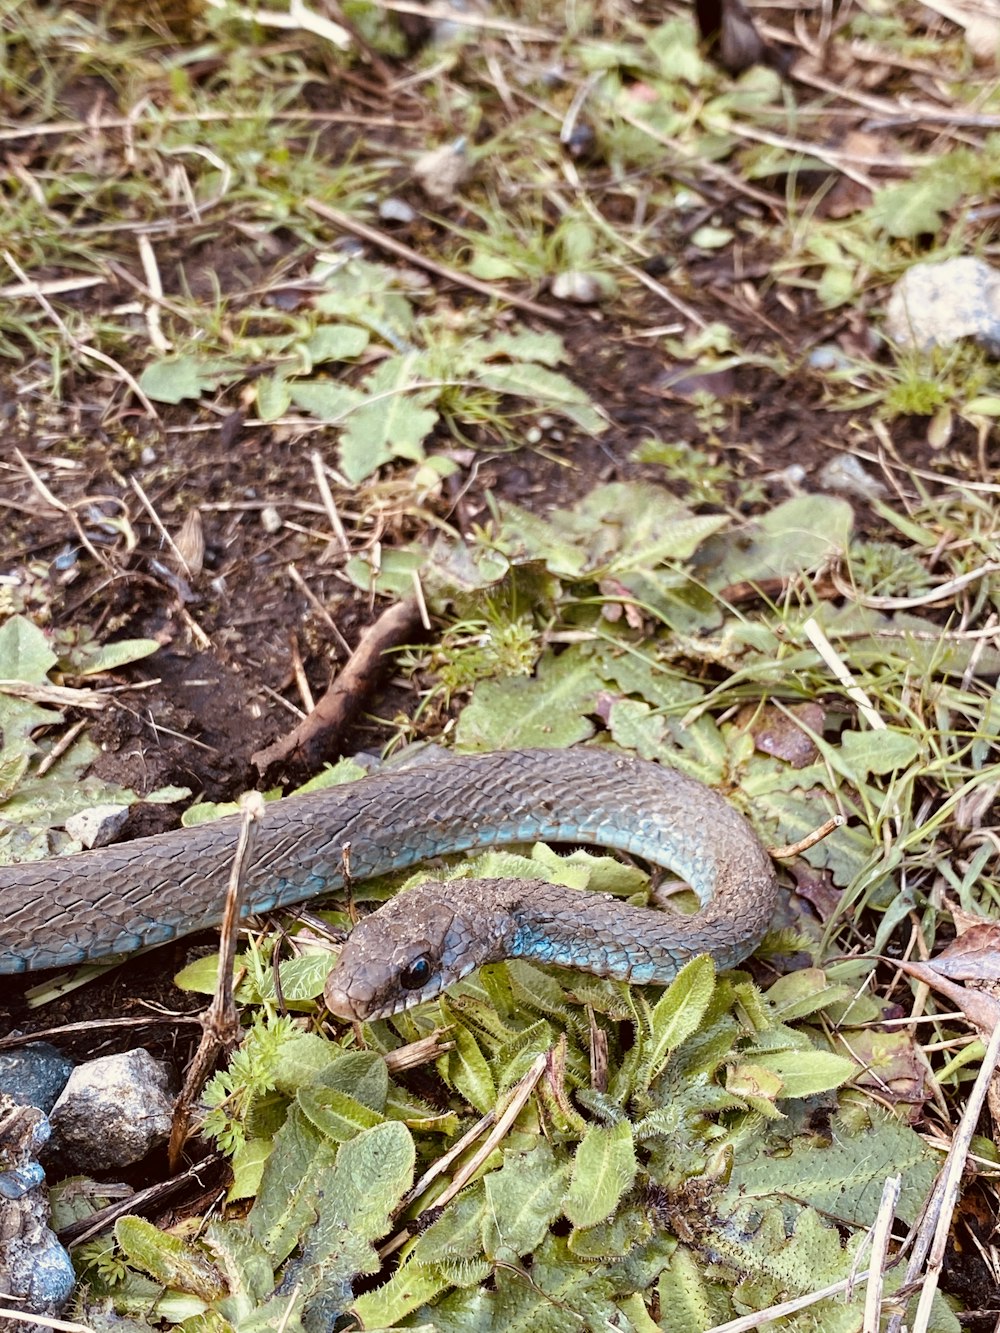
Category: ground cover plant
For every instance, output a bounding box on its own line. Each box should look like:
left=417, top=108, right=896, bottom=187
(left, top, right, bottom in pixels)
left=1, top=0, right=1000, bottom=1329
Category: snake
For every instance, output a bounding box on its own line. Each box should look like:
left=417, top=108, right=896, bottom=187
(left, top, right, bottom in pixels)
left=0, top=748, right=777, bottom=1020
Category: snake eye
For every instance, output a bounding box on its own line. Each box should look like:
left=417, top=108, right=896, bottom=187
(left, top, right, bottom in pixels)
left=400, top=956, right=431, bottom=991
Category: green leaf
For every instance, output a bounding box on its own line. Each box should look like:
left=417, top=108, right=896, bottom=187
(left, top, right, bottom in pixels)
left=139, top=355, right=237, bottom=403
left=228, top=1138, right=272, bottom=1202
left=254, top=374, right=292, bottom=421
left=750, top=1048, right=857, bottom=1099
left=297, top=1086, right=384, bottom=1142
left=482, top=1143, right=570, bottom=1260
left=657, top=1245, right=728, bottom=1333
left=453, top=647, right=603, bottom=750
left=338, top=354, right=439, bottom=482
left=475, top=363, right=607, bottom=434
left=839, top=728, right=922, bottom=777
left=563, top=1120, right=636, bottom=1229
left=307, top=324, right=370, bottom=362
left=324, top=1120, right=415, bottom=1233
left=70, top=638, right=160, bottom=675
left=479, top=330, right=567, bottom=366
left=115, top=1217, right=227, bottom=1301
left=867, top=176, right=962, bottom=238
left=248, top=1106, right=340, bottom=1263
left=727, top=1105, right=939, bottom=1227
left=703, top=494, right=854, bottom=588
left=287, top=379, right=363, bottom=419
left=640, top=955, right=717, bottom=1090
left=438, top=1014, right=496, bottom=1114
left=411, top=1186, right=489, bottom=1271
left=352, top=1262, right=450, bottom=1328
left=0, top=615, right=57, bottom=682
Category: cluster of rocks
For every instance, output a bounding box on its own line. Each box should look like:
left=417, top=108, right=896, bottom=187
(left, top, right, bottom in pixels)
left=1, top=1043, right=174, bottom=1327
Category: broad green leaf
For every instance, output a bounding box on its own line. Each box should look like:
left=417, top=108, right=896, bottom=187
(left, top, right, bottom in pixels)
left=867, top=176, right=962, bottom=238
left=287, top=379, right=363, bottom=419
left=702, top=494, right=854, bottom=588
left=202, top=1221, right=273, bottom=1311
left=438, top=1015, right=496, bottom=1113
left=454, top=646, right=603, bottom=750
left=640, top=955, right=717, bottom=1089
left=115, top=1217, right=227, bottom=1301
left=254, top=374, right=292, bottom=421
left=297, top=1086, right=384, bottom=1142
left=139, top=355, right=237, bottom=403
left=69, top=637, right=160, bottom=675
left=338, top=354, right=439, bottom=481
left=838, top=728, right=922, bottom=777
left=563, top=1120, right=636, bottom=1228
left=476, top=363, right=607, bottom=434
left=248, top=1106, right=339, bottom=1263
left=324, top=1120, right=415, bottom=1233
left=478, top=330, right=567, bottom=365
left=411, top=1186, right=488, bottom=1269
left=482, top=1143, right=570, bottom=1259
left=0, top=615, right=57, bottom=683
left=749, top=1048, right=857, bottom=1099
left=352, top=1262, right=449, bottom=1328
left=316, top=1049, right=389, bottom=1111
left=657, top=1245, right=729, bottom=1333
left=228, top=1138, right=272, bottom=1202
left=307, top=323, right=370, bottom=362
left=727, top=1105, right=938, bottom=1227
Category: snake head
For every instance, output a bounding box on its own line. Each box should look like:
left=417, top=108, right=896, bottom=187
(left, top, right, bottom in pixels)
left=323, top=879, right=517, bottom=1022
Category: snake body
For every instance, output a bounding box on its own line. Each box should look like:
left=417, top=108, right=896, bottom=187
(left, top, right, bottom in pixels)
left=0, top=749, right=776, bottom=1019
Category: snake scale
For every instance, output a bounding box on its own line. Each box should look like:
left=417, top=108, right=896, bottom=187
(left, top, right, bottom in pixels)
left=0, top=748, right=777, bottom=1019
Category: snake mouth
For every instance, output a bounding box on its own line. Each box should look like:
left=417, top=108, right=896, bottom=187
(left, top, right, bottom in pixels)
left=325, top=958, right=480, bottom=1023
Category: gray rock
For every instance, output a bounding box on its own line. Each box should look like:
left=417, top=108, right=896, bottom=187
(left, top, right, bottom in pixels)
left=0, top=1042, right=74, bottom=1114
left=64, top=803, right=129, bottom=849
left=48, top=1049, right=174, bottom=1171
left=885, top=257, right=1000, bottom=356
left=818, top=454, right=888, bottom=501
left=0, top=1101, right=76, bottom=1323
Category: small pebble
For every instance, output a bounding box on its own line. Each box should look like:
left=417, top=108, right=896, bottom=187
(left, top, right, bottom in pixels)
left=413, top=139, right=469, bottom=202
left=378, top=197, right=416, bottom=225
left=140, top=445, right=157, bottom=465
left=48, top=1049, right=174, bottom=1171
left=818, top=453, right=887, bottom=501
left=64, top=804, right=129, bottom=850
left=808, top=343, right=853, bottom=372
left=261, top=505, right=282, bottom=534
left=0, top=1043, right=74, bottom=1114
left=550, top=270, right=606, bottom=304
left=884, top=257, right=1000, bottom=356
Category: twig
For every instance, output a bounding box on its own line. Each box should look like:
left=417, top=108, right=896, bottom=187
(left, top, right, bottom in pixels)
left=910, top=1019, right=1000, bottom=1332
left=770, top=814, right=845, bottom=859
left=706, top=1269, right=874, bottom=1333
left=251, top=597, right=423, bottom=780
left=309, top=451, right=351, bottom=558
left=380, top=1051, right=547, bottom=1259
left=802, top=617, right=886, bottom=732
left=830, top=560, right=1000, bottom=612
left=285, top=563, right=352, bottom=655
left=0, top=1306, right=94, bottom=1332
left=304, top=199, right=566, bottom=323
left=2, top=250, right=159, bottom=418
left=59, top=1155, right=221, bottom=1247
left=0, top=1014, right=202, bottom=1052
left=862, top=1175, right=901, bottom=1333
left=167, top=795, right=265, bottom=1171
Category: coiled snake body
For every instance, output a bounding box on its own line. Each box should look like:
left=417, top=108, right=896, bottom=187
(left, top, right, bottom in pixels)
left=0, top=749, right=777, bottom=1019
